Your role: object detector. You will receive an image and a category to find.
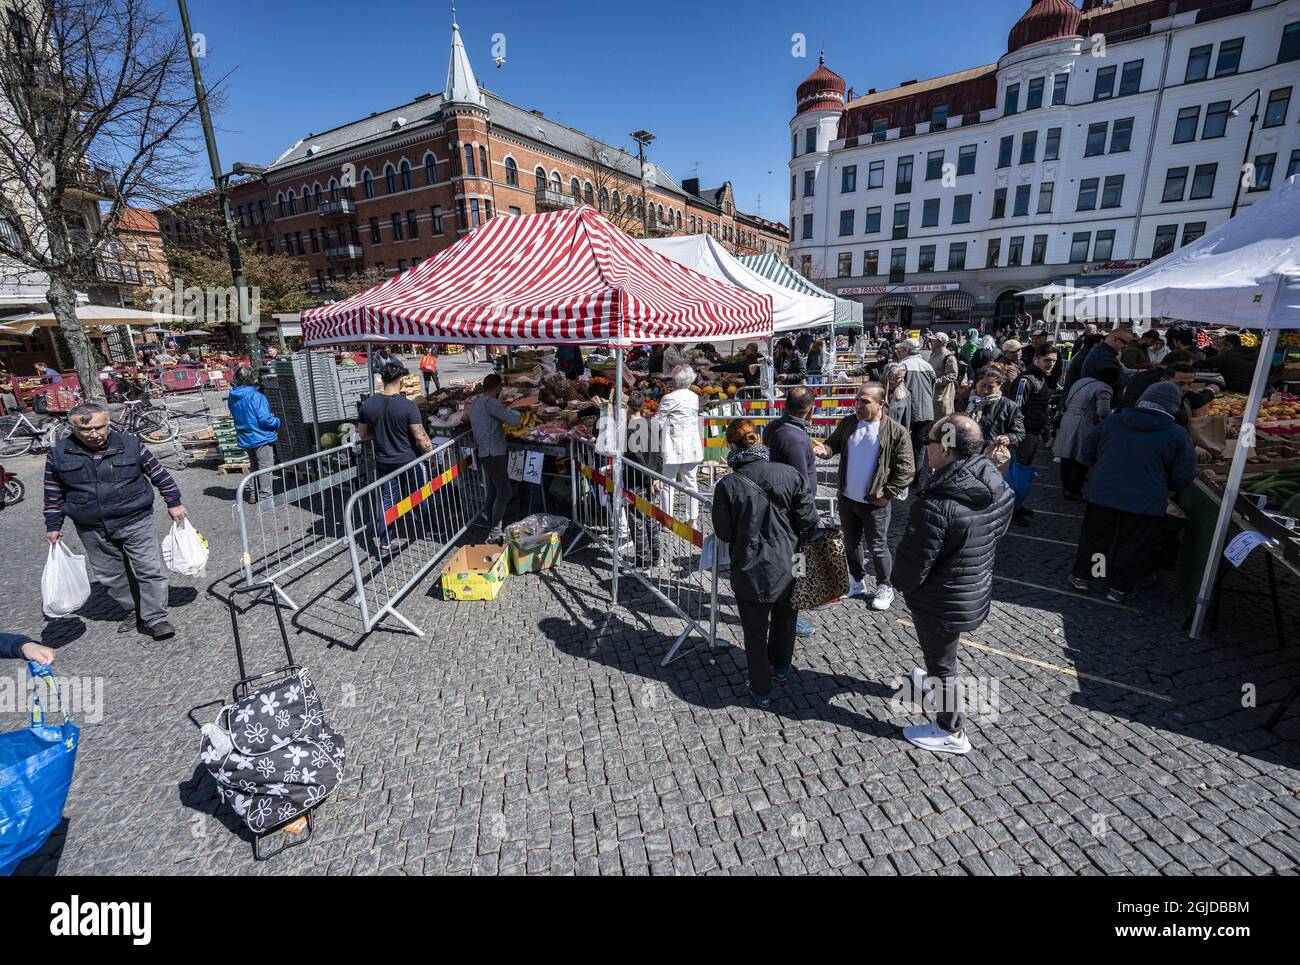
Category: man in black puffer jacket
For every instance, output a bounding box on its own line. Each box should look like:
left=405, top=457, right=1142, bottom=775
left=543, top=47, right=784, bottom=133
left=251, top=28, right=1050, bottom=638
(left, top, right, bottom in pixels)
left=893, top=414, right=1014, bottom=755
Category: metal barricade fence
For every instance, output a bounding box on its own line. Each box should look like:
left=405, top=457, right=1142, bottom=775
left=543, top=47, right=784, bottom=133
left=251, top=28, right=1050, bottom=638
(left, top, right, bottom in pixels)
left=343, top=432, right=484, bottom=635
left=236, top=439, right=375, bottom=609
left=569, top=437, right=720, bottom=666
left=698, top=414, right=843, bottom=518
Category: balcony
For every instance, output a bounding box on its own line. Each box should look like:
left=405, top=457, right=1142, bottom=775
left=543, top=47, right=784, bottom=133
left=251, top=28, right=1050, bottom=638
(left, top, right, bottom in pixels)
left=65, top=165, right=114, bottom=200
left=324, top=244, right=364, bottom=261
left=71, top=254, right=140, bottom=286
left=647, top=218, right=675, bottom=237
left=535, top=188, right=578, bottom=211
left=318, top=197, right=356, bottom=218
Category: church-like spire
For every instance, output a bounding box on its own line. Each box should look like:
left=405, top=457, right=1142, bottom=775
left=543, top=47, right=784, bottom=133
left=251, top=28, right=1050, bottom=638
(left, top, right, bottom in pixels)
left=443, top=15, right=484, bottom=106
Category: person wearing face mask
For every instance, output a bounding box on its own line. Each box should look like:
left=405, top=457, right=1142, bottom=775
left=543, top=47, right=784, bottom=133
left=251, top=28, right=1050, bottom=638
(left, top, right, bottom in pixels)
left=814, top=383, right=914, bottom=611
left=963, top=367, right=1025, bottom=458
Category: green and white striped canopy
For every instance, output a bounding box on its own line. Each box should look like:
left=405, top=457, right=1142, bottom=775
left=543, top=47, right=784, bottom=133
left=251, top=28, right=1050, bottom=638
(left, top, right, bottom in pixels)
left=738, top=253, right=864, bottom=325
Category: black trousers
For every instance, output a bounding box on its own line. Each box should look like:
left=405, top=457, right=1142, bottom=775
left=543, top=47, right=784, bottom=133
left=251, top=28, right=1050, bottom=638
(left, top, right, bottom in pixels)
left=737, top=581, right=797, bottom=696
left=481, top=454, right=512, bottom=532
left=1059, top=457, right=1089, bottom=496
left=421, top=371, right=441, bottom=394
left=913, top=614, right=963, bottom=733
left=910, top=419, right=933, bottom=487
left=840, top=495, right=892, bottom=584
left=1071, top=502, right=1164, bottom=593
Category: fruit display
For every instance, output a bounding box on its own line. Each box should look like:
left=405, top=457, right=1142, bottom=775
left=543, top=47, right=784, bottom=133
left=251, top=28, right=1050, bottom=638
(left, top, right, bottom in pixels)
left=1203, top=393, right=1300, bottom=425
left=1281, top=332, right=1300, bottom=348
left=1238, top=331, right=1261, bottom=348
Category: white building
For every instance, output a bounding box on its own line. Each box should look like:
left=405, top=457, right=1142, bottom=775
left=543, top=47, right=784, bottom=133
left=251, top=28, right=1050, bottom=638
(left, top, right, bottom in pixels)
left=789, top=0, right=1300, bottom=330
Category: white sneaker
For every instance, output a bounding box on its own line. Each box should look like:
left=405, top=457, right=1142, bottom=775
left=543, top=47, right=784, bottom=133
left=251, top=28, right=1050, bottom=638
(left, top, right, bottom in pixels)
left=909, top=667, right=936, bottom=712
left=870, top=584, right=895, bottom=611
left=903, top=723, right=972, bottom=755
left=847, top=576, right=867, bottom=599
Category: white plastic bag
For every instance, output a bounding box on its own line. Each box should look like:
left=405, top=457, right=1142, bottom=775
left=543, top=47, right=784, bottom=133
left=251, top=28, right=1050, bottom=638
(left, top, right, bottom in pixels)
left=41, top=541, right=91, bottom=618
left=161, top=518, right=210, bottom=576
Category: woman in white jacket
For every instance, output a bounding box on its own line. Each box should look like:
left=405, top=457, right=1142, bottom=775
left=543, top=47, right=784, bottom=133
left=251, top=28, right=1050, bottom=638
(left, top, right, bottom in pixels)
left=657, top=365, right=704, bottom=527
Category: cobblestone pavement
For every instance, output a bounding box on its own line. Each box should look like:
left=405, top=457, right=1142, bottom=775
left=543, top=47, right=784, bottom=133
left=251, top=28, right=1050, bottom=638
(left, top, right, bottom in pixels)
left=2, top=376, right=1298, bottom=875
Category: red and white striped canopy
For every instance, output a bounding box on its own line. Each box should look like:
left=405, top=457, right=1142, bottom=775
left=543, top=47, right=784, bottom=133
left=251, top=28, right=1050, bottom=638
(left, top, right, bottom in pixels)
left=302, top=206, right=772, bottom=347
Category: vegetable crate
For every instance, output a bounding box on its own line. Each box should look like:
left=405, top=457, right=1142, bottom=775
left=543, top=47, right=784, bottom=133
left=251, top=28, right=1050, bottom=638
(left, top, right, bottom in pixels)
left=440, top=545, right=510, bottom=601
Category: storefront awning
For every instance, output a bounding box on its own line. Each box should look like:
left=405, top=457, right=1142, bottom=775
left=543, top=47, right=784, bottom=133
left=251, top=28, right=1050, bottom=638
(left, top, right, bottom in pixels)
left=875, top=294, right=916, bottom=309
left=928, top=291, right=974, bottom=310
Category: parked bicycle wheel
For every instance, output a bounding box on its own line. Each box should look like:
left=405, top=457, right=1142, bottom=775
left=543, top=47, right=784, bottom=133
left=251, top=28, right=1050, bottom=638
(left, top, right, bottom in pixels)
left=0, top=417, right=34, bottom=457
left=3, top=475, right=24, bottom=506
left=134, top=407, right=179, bottom=443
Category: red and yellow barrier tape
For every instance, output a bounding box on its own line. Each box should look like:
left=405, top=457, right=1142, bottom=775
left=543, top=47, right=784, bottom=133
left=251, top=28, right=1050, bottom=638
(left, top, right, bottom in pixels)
left=383, top=457, right=470, bottom=526
left=578, top=460, right=703, bottom=548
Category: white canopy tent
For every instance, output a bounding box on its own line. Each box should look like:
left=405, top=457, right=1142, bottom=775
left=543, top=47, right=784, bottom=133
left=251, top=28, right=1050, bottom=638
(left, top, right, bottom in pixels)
left=1057, top=175, right=1300, bottom=639
left=641, top=235, right=834, bottom=333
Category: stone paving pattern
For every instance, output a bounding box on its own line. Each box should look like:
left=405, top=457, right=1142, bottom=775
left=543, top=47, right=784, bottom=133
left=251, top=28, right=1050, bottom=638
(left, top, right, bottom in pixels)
left=2, top=357, right=1298, bottom=875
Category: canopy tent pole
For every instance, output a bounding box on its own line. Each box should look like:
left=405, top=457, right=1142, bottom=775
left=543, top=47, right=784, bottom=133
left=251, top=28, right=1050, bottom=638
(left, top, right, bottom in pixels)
left=610, top=346, right=624, bottom=605
left=1189, top=327, right=1280, bottom=638
left=307, top=347, right=320, bottom=453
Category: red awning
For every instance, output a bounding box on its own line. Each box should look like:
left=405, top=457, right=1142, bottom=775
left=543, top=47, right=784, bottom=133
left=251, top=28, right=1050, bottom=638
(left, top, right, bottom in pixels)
left=929, top=291, right=974, bottom=310
left=874, top=294, right=916, bottom=309
left=302, top=206, right=772, bottom=347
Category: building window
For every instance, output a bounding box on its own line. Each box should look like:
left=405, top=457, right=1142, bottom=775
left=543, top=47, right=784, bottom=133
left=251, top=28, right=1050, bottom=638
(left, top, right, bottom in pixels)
left=992, top=187, right=1007, bottom=219
left=1093, top=229, right=1115, bottom=261
left=800, top=255, right=812, bottom=276
left=805, top=127, right=817, bottom=154
left=997, top=135, right=1013, bottom=168
left=276, top=193, right=286, bottom=217
left=892, top=204, right=909, bottom=239
left=1005, top=83, right=1020, bottom=116
left=896, top=157, right=912, bottom=194
left=1020, top=130, right=1037, bottom=165
left=399, top=160, right=412, bottom=190
left=1153, top=224, right=1178, bottom=258
left=1100, top=174, right=1124, bottom=209
left=480, top=146, right=488, bottom=179
left=295, top=232, right=304, bottom=254
left=1044, top=127, right=1061, bottom=161
left=431, top=206, right=444, bottom=234
left=801, top=214, right=813, bottom=240
left=1264, top=87, right=1292, bottom=128
left=889, top=247, right=906, bottom=282
left=1093, top=65, right=1116, bottom=101
left=867, top=160, right=884, bottom=189
left=391, top=213, right=403, bottom=241
left=470, top=198, right=481, bottom=227
left=1084, top=122, right=1107, bottom=157
left=926, top=150, right=944, bottom=181
left=1181, top=222, right=1206, bottom=247
left=302, top=188, right=314, bottom=212
left=1027, top=77, right=1044, bottom=111
left=385, top=165, right=397, bottom=194
left=957, top=144, right=976, bottom=176
left=1281, top=21, right=1300, bottom=63
left=985, top=238, right=1000, bottom=268
left=1186, top=44, right=1212, bottom=82
left=424, top=154, right=437, bottom=186
left=1289, top=149, right=1300, bottom=178
left=584, top=183, right=594, bottom=205
left=1031, top=234, right=1047, bottom=266
left=1215, top=37, right=1243, bottom=76
left=839, top=210, right=855, bottom=236
left=1037, top=182, right=1054, bottom=214
left=1162, top=167, right=1188, bottom=202
left=790, top=175, right=796, bottom=201
left=309, top=228, right=319, bottom=253
left=1069, top=232, right=1091, bottom=262
left=397, top=259, right=406, bottom=272
left=837, top=252, right=853, bottom=277
left=1077, top=178, right=1099, bottom=211
left=948, top=242, right=966, bottom=271
left=407, top=210, right=419, bottom=239
left=803, top=170, right=815, bottom=197
left=364, top=170, right=375, bottom=198
left=1110, top=117, right=1134, bottom=153
left=1173, top=106, right=1200, bottom=143
left=504, top=157, right=517, bottom=186
left=1202, top=100, right=1230, bottom=138
left=864, top=206, right=882, bottom=233
left=841, top=165, right=857, bottom=192
left=919, top=244, right=936, bottom=272
left=1013, top=184, right=1031, bottom=217
left=931, top=103, right=949, bottom=130
left=1052, top=73, right=1068, bottom=105
left=921, top=198, right=940, bottom=227
left=864, top=250, right=879, bottom=275
left=287, top=190, right=297, bottom=214
left=1007, top=236, right=1023, bottom=267
left=952, top=194, right=971, bottom=224
left=1119, top=60, right=1143, bottom=96
left=872, top=118, right=887, bottom=142
left=551, top=172, right=561, bottom=193
left=1190, top=163, right=1217, bottom=200
left=1250, top=153, right=1276, bottom=192
left=569, top=177, right=580, bottom=199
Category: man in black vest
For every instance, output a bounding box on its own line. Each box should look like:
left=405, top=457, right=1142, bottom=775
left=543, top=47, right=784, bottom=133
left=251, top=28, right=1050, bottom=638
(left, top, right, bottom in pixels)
left=44, top=403, right=187, bottom=639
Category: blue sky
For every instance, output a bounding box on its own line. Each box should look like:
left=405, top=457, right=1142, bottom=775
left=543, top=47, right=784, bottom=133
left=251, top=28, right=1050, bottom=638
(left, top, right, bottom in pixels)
left=181, top=0, right=1035, bottom=225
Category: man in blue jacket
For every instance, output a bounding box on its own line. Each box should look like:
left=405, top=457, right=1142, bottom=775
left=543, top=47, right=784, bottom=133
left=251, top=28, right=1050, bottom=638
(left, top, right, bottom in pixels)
left=227, top=366, right=281, bottom=503
left=762, top=386, right=818, bottom=638
left=1070, top=382, right=1197, bottom=603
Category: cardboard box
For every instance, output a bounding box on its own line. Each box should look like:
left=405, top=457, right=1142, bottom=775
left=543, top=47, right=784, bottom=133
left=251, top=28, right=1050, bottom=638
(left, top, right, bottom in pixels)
left=509, top=531, right=563, bottom=574
left=440, top=544, right=509, bottom=601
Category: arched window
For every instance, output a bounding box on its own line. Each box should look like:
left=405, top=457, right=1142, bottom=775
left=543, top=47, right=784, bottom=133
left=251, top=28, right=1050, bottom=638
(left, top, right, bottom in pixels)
left=425, top=154, right=437, bottom=185
left=626, top=195, right=634, bottom=215
left=363, top=170, right=374, bottom=199
left=323, top=182, right=333, bottom=205
left=612, top=190, right=620, bottom=212
left=569, top=177, right=580, bottom=199
left=479, top=146, right=488, bottom=178
left=384, top=164, right=396, bottom=194
left=399, top=159, right=412, bottom=191
left=535, top=166, right=547, bottom=190
left=676, top=210, right=682, bottom=229
left=550, top=172, right=561, bottom=193
left=301, top=185, right=313, bottom=211
left=599, top=187, right=609, bottom=210
left=463, top=145, right=475, bottom=177
left=656, top=204, right=664, bottom=221
left=583, top=182, right=594, bottom=204
left=276, top=192, right=286, bottom=217
left=286, top=189, right=297, bottom=214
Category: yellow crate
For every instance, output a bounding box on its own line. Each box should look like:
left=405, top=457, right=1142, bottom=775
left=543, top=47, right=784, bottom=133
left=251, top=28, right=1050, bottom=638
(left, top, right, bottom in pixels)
left=440, top=544, right=510, bottom=601
left=509, top=532, right=563, bottom=574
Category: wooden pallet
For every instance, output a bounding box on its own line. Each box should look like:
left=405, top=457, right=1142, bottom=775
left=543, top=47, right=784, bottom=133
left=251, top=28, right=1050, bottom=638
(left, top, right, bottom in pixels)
left=217, top=462, right=251, bottom=475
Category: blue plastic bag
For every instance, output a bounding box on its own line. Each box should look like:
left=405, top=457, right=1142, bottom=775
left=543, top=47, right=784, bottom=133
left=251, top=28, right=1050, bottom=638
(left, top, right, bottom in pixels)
left=1005, top=459, right=1038, bottom=510
left=0, top=662, right=79, bottom=875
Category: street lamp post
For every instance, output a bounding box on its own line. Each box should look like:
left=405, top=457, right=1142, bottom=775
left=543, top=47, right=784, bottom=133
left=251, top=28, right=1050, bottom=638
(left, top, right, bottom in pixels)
left=1228, top=88, right=1262, bottom=219
left=630, top=130, right=655, bottom=236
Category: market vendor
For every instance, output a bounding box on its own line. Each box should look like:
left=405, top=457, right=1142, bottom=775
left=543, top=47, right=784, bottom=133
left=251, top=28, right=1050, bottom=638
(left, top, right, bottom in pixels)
left=773, top=338, right=806, bottom=385
left=1197, top=333, right=1259, bottom=394
left=1117, top=352, right=1218, bottom=426
left=713, top=343, right=763, bottom=387
left=469, top=373, right=522, bottom=544
left=555, top=345, right=584, bottom=380
left=660, top=343, right=691, bottom=377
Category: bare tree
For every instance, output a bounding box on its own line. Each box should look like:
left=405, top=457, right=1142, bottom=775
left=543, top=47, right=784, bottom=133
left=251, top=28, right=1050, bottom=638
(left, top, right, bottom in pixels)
left=582, top=143, right=650, bottom=237
left=0, top=0, right=204, bottom=400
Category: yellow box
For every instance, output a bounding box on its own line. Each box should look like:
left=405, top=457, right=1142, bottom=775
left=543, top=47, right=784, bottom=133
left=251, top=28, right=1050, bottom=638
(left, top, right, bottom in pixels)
left=509, top=531, right=563, bottom=574
left=440, top=544, right=510, bottom=601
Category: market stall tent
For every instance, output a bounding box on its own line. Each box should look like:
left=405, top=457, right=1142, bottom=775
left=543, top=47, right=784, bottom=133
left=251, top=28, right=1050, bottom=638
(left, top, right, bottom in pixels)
left=1058, top=175, right=1300, bottom=641
left=640, top=234, right=834, bottom=333
left=738, top=252, right=863, bottom=325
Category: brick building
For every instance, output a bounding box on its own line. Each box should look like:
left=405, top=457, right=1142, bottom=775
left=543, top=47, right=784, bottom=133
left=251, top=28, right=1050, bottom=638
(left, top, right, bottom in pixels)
left=159, top=19, right=789, bottom=299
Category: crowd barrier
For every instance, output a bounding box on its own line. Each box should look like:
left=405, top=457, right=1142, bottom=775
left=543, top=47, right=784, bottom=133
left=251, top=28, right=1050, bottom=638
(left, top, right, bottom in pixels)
left=343, top=432, right=483, bottom=635
left=570, top=437, right=720, bottom=666
left=235, top=438, right=375, bottom=610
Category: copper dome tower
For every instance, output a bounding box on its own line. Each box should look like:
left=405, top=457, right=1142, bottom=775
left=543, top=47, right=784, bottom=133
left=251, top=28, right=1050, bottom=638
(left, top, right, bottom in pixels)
left=795, top=53, right=846, bottom=115
left=1008, top=0, right=1084, bottom=53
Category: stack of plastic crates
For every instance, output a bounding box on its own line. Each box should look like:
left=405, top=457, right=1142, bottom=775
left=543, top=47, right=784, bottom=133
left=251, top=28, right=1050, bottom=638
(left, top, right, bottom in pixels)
left=213, top=418, right=248, bottom=472
left=266, top=352, right=344, bottom=459
left=336, top=366, right=370, bottom=423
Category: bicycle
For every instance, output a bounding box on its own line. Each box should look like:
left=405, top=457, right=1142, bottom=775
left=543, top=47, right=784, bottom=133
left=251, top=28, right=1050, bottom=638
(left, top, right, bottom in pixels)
left=113, top=398, right=180, bottom=444
left=0, top=410, right=71, bottom=457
